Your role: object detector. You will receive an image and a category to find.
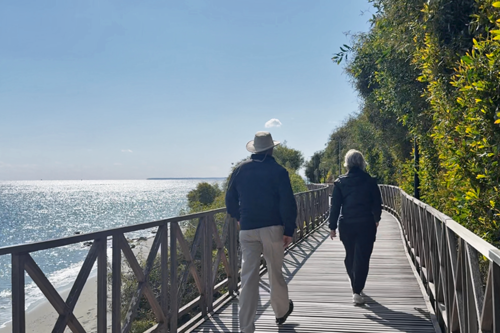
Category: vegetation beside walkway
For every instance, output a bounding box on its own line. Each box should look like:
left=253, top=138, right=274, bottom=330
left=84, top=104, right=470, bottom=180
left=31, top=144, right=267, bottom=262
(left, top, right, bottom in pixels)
left=306, top=0, right=500, bottom=246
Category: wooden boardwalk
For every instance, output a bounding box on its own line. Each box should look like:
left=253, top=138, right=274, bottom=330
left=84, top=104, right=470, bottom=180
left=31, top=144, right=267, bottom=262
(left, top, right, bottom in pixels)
left=191, top=212, right=438, bottom=333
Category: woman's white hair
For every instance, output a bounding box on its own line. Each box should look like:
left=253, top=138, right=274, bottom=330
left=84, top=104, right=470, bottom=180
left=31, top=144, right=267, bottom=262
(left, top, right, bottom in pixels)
left=344, top=149, right=367, bottom=171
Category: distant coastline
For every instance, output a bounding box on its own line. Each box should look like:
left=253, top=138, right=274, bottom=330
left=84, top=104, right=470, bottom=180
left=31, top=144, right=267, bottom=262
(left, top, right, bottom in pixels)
left=147, top=177, right=225, bottom=180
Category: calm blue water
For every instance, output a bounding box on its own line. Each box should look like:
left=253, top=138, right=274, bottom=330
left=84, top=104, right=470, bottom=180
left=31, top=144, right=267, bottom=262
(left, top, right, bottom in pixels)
left=0, top=179, right=224, bottom=326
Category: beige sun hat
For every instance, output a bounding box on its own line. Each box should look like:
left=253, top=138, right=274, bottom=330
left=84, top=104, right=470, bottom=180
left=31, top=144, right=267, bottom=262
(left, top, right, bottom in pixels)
left=246, top=131, right=280, bottom=153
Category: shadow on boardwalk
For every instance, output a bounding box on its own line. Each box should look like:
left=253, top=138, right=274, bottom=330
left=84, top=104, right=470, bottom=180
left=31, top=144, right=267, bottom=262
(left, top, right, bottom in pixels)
left=194, top=227, right=330, bottom=333
left=192, top=212, right=436, bottom=333
left=362, top=295, right=434, bottom=333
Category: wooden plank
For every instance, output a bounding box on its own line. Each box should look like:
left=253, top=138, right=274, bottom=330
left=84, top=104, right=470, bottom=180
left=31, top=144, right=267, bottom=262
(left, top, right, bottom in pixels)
left=176, top=219, right=204, bottom=302
left=480, top=264, right=493, bottom=331
left=53, top=239, right=100, bottom=333
left=450, top=239, right=465, bottom=333
left=23, top=254, right=86, bottom=333
left=466, top=244, right=484, bottom=331
left=120, top=232, right=166, bottom=333
left=210, top=215, right=231, bottom=285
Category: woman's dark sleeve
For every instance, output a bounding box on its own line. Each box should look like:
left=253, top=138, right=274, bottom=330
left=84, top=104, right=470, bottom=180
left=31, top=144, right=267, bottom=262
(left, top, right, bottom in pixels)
left=329, top=184, right=342, bottom=230
left=372, top=180, right=382, bottom=223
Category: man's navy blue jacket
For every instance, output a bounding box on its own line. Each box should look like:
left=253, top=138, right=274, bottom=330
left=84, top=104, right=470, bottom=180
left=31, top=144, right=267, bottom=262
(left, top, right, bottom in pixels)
left=225, top=154, right=298, bottom=237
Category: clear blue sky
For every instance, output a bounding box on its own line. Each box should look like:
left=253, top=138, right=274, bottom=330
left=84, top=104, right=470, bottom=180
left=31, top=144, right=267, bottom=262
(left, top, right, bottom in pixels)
left=0, top=0, right=373, bottom=180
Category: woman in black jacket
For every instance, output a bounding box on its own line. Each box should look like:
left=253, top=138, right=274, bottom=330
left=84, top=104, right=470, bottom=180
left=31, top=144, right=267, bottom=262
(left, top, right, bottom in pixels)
left=329, top=149, right=382, bottom=305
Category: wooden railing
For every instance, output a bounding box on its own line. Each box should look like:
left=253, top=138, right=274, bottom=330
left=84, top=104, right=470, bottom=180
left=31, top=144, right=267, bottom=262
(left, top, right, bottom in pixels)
left=0, top=185, right=331, bottom=333
left=380, top=185, right=500, bottom=333
left=306, top=183, right=333, bottom=191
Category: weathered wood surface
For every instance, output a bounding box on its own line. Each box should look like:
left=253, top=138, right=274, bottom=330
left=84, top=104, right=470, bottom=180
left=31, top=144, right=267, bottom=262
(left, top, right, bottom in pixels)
left=380, top=185, right=500, bottom=333
left=190, top=212, right=437, bottom=333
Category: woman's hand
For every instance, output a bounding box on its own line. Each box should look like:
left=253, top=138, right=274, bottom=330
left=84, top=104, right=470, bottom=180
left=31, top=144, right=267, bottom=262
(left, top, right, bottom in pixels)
left=330, top=229, right=337, bottom=240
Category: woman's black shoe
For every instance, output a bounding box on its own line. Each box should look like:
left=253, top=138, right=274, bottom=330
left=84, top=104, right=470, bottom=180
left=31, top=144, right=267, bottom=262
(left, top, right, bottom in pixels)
left=275, top=300, right=294, bottom=325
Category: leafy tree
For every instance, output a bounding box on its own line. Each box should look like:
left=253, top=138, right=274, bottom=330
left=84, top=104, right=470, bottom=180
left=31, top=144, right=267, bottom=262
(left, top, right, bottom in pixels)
left=305, top=151, right=325, bottom=183
left=187, top=182, right=222, bottom=209
left=273, top=142, right=304, bottom=171
left=319, top=0, right=500, bottom=245
left=288, top=170, right=308, bottom=193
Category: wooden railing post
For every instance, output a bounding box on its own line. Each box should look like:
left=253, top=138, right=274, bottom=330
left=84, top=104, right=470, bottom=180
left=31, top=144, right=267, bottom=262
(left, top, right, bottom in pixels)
left=160, top=223, right=169, bottom=333
left=298, top=194, right=305, bottom=238
left=304, top=193, right=310, bottom=233
left=97, top=238, right=107, bottom=333
left=228, top=216, right=238, bottom=295
left=199, top=217, right=208, bottom=317
left=203, top=215, right=214, bottom=315
left=170, top=222, right=178, bottom=333
left=112, top=236, right=121, bottom=333
left=12, top=253, right=26, bottom=333
left=312, top=192, right=316, bottom=225
left=295, top=194, right=302, bottom=241
left=323, top=188, right=329, bottom=220
left=492, top=262, right=500, bottom=332
left=310, top=192, right=315, bottom=229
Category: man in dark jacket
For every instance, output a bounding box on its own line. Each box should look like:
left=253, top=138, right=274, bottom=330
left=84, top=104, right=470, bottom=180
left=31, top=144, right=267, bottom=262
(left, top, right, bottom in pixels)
left=329, top=149, right=382, bottom=305
left=226, top=131, right=296, bottom=333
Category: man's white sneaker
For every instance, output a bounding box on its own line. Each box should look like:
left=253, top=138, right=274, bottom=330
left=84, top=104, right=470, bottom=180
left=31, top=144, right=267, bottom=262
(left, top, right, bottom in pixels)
left=353, top=293, right=365, bottom=305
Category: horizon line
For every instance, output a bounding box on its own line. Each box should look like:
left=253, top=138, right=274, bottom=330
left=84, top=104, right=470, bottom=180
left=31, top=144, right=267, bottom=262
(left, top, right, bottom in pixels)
left=147, top=177, right=226, bottom=180
left=0, top=177, right=227, bottom=181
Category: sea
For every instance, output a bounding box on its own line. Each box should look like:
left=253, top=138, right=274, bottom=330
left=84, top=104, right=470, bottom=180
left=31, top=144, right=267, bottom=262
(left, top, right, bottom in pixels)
left=0, top=178, right=225, bottom=327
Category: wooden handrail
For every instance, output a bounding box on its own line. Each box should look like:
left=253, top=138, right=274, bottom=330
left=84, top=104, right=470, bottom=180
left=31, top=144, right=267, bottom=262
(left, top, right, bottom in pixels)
left=380, top=185, right=500, bottom=333
left=1, top=185, right=331, bottom=333
left=0, top=208, right=227, bottom=256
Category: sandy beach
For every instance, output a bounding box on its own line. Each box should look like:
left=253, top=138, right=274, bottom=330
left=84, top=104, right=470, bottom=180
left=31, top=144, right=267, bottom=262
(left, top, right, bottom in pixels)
left=0, top=236, right=155, bottom=333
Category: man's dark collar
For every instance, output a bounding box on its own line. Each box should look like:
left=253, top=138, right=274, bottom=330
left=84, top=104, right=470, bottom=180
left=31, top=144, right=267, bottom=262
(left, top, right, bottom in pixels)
left=251, top=153, right=275, bottom=161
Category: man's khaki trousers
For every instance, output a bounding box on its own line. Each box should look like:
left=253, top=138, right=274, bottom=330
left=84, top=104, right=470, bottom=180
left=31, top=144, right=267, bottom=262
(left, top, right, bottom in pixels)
left=239, top=225, right=290, bottom=333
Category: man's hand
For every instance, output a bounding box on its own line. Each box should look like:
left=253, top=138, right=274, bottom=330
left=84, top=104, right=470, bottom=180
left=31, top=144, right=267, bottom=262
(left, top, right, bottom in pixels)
left=376, top=222, right=379, bottom=228
left=283, top=235, right=293, bottom=248
left=330, top=229, right=337, bottom=240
